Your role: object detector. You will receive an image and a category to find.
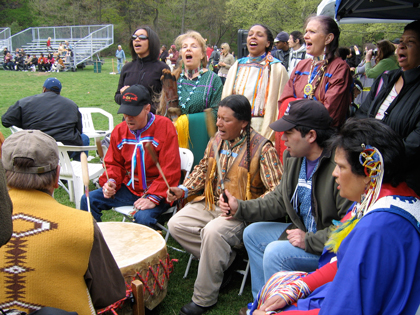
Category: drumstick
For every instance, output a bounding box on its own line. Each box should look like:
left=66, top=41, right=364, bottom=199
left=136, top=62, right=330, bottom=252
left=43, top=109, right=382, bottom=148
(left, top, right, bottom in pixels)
left=80, top=152, right=91, bottom=213
left=204, top=109, right=229, bottom=211
left=144, top=142, right=174, bottom=195
left=96, top=139, right=115, bottom=199
left=96, top=139, right=110, bottom=180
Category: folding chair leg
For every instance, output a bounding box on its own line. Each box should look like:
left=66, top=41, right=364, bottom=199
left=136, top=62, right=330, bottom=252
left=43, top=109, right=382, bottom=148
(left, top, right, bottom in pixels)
left=183, top=254, right=195, bottom=279
left=58, top=180, right=70, bottom=195
left=236, top=259, right=250, bottom=296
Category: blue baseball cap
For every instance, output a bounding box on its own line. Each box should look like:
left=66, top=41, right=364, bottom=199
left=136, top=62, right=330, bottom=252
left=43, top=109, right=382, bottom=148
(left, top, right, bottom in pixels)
left=43, top=77, right=62, bottom=93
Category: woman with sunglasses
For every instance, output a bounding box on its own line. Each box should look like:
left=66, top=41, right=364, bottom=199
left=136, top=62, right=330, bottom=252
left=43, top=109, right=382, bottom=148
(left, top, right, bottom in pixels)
left=115, top=26, right=170, bottom=113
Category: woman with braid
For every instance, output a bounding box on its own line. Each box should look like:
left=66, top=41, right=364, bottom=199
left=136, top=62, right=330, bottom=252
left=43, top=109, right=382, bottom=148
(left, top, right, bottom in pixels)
left=249, top=118, right=420, bottom=315
left=166, top=94, right=283, bottom=315
left=275, top=15, right=352, bottom=162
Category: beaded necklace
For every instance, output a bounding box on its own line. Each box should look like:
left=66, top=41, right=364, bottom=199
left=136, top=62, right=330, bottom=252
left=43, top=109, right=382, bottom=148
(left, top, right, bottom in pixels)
left=304, top=58, right=329, bottom=99
left=222, top=132, right=246, bottom=157
left=185, top=67, right=201, bottom=79
left=177, top=68, right=204, bottom=109
left=247, top=52, right=267, bottom=64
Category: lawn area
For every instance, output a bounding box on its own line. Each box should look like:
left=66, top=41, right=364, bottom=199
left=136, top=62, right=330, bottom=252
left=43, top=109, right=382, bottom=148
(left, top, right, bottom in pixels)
left=0, top=59, right=253, bottom=315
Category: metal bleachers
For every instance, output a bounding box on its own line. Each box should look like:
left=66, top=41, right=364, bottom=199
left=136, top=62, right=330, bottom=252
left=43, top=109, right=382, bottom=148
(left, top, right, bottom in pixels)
left=0, top=27, right=11, bottom=68
left=10, top=25, right=113, bottom=70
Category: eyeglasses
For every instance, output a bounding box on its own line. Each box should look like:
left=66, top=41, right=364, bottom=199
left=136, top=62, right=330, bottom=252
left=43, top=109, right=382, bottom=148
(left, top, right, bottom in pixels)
left=132, top=34, right=148, bottom=41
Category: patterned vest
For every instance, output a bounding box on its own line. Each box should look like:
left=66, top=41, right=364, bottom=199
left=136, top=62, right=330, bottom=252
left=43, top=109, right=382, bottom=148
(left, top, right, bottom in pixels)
left=0, top=189, right=95, bottom=315
left=206, top=130, right=268, bottom=201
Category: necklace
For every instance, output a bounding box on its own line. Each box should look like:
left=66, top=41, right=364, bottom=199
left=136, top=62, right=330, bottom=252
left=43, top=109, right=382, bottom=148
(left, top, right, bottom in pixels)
left=185, top=67, right=201, bottom=79
left=222, top=132, right=246, bottom=157
left=304, top=58, right=328, bottom=99
left=178, top=68, right=204, bottom=109
left=304, top=61, right=318, bottom=97
left=247, top=52, right=267, bottom=64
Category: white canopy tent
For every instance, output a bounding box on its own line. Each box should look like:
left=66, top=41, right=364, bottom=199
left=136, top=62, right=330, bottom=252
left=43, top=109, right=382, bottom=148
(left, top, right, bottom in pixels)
left=317, top=0, right=417, bottom=24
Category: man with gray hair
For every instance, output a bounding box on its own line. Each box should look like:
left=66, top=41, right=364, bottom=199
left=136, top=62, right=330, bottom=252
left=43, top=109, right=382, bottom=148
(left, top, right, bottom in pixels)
left=115, top=45, right=126, bottom=74
left=0, top=130, right=125, bottom=314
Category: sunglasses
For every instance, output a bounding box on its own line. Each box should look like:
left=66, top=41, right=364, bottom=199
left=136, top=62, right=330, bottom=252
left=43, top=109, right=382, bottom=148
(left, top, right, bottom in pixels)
left=132, top=34, right=148, bottom=41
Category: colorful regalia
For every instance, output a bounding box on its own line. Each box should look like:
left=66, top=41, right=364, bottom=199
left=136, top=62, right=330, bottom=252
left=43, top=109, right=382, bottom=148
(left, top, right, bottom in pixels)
left=222, top=53, right=289, bottom=140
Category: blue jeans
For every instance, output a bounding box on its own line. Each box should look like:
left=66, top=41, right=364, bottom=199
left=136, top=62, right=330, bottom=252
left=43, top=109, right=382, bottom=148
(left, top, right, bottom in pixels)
left=80, top=183, right=170, bottom=228
left=117, top=59, right=123, bottom=74
left=69, top=133, right=90, bottom=161
left=243, top=222, right=320, bottom=299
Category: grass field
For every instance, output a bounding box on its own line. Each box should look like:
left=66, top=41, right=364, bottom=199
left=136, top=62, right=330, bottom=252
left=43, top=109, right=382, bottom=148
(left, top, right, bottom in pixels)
left=0, top=60, right=253, bottom=315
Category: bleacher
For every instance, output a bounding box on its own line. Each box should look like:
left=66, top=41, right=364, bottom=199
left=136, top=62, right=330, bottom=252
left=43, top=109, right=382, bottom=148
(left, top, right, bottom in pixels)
left=5, top=25, right=113, bottom=71
left=0, top=27, right=11, bottom=68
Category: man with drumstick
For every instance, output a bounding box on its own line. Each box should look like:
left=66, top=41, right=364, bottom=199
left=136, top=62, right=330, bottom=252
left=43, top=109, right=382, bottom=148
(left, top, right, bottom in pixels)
left=80, top=84, right=181, bottom=228
left=167, top=95, right=282, bottom=315
left=0, top=130, right=125, bottom=314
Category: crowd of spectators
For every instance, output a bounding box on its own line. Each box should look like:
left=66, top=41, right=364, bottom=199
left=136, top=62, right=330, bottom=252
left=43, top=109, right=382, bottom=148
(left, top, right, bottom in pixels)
left=1, top=17, right=420, bottom=315
left=2, top=40, right=70, bottom=72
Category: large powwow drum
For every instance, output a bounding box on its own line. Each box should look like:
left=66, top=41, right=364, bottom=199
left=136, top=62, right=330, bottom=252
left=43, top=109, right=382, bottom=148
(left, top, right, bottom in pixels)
left=98, top=222, right=170, bottom=310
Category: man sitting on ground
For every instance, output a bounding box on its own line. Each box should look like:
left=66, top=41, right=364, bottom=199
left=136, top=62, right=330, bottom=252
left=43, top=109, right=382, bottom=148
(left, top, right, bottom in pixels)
left=80, top=84, right=181, bottom=227
left=0, top=130, right=125, bottom=314
left=1, top=77, right=89, bottom=161
left=219, top=99, right=352, bottom=307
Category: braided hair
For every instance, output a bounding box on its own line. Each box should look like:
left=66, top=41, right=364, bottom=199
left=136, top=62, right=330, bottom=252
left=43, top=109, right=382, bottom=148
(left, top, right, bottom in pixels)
left=305, top=15, right=341, bottom=63
left=218, top=95, right=252, bottom=172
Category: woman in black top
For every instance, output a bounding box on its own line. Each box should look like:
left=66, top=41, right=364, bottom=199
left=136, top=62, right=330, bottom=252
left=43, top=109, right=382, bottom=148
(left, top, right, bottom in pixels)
left=115, top=26, right=169, bottom=113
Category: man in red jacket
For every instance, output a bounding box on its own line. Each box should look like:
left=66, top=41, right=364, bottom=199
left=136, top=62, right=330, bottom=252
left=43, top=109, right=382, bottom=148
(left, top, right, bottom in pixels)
left=80, top=85, right=181, bottom=227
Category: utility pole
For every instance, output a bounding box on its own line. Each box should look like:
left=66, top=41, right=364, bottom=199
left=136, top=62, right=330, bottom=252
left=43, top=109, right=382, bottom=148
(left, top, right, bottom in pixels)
left=181, top=0, right=187, bottom=33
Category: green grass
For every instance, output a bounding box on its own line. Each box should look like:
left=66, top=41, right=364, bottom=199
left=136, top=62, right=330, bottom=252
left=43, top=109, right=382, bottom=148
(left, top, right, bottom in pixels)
left=0, top=60, right=253, bottom=314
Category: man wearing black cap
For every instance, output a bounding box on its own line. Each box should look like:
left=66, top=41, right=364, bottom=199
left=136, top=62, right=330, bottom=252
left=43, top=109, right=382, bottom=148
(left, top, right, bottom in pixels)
left=80, top=84, right=181, bottom=228
left=219, top=99, right=352, bottom=302
left=272, top=31, right=291, bottom=72
left=1, top=77, right=89, bottom=160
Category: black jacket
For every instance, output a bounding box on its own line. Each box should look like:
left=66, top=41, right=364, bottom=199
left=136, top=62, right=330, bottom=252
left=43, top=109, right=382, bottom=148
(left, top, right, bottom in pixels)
left=2, top=91, right=83, bottom=146
left=272, top=48, right=290, bottom=71
left=114, top=55, right=170, bottom=113
left=355, top=66, right=420, bottom=195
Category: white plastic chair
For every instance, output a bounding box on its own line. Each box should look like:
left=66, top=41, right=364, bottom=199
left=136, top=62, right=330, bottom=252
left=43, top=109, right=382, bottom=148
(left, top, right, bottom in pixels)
left=57, top=142, right=104, bottom=209
left=9, top=126, right=22, bottom=133
left=78, top=107, right=114, bottom=139
left=113, top=148, right=194, bottom=242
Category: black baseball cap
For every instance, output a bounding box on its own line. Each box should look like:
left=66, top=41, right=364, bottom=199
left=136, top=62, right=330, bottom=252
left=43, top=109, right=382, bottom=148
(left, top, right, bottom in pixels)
left=117, top=85, right=151, bottom=116
left=270, top=99, right=333, bottom=132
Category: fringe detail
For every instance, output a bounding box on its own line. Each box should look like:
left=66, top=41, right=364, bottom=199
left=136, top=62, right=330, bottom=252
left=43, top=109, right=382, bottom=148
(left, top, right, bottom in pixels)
left=246, top=172, right=252, bottom=200
left=204, top=162, right=217, bottom=211
left=174, top=114, right=190, bottom=149
left=325, top=216, right=359, bottom=253
left=253, top=58, right=270, bottom=116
